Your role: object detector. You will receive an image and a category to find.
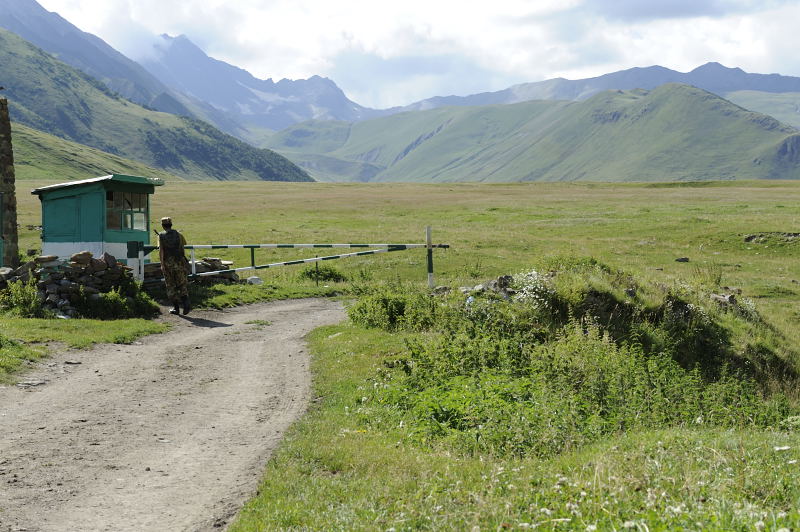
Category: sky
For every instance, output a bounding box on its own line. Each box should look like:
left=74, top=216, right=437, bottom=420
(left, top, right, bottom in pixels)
left=37, top=0, right=800, bottom=109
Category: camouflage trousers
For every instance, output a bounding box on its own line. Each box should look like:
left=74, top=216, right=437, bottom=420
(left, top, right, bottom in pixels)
left=162, top=255, right=189, bottom=301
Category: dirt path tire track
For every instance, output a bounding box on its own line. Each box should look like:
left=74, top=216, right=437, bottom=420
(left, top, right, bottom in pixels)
left=0, top=298, right=345, bottom=532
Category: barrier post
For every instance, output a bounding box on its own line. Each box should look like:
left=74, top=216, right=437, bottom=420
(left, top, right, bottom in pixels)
left=191, top=248, right=196, bottom=276
left=426, top=226, right=434, bottom=288
left=138, top=247, right=144, bottom=281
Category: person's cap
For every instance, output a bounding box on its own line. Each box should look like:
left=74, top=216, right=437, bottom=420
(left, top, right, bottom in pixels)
left=160, top=217, right=172, bottom=225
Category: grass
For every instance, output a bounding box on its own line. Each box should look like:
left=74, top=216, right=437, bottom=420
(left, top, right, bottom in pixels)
left=14, top=178, right=800, bottom=355
left=231, top=324, right=800, bottom=530
left=156, top=280, right=343, bottom=310
left=0, top=333, right=45, bottom=383
left=0, top=317, right=167, bottom=382
left=9, top=178, right=800, bottom=527
left=0, top=317, right=168, bottom=349
left=11, top=121, right=183, bottom=182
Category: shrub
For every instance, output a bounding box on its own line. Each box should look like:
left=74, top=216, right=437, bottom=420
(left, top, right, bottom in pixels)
left=298, top=264, right=347, bottom=283
left=0, top=279, right=52, bottom=318
left=351, top=256, right=799, bottom=458
left=385, top=323, right=792, bottom=457
left=348, top=284, right=442, bottom=331
left=74, top=286, right=160, bottom=320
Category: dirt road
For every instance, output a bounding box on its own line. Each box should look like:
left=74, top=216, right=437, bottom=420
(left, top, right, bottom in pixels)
left=0, top=298, right=345, bottom=532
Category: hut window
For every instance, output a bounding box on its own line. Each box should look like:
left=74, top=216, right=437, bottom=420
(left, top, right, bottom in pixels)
left=106, top=191, right=148, bottom=231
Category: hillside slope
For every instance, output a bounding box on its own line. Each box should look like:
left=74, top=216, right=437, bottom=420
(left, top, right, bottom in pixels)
left=0, top=28, right=311, bottom=182
left=10, top=122, right=182, bottom=182
left=0, top=0, right=194, bottom=116
left=268, top=84, right=800, bottom=182
left=725, top=91, right=800, bottom=130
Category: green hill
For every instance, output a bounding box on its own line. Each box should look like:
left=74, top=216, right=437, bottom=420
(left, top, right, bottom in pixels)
left=725, top=90, right=800, bottom=130
left=268, top=84, right=800, bottom=182
left=0, top=28, right=311, bottom=182
left=10, top=121, right=182, bottom=182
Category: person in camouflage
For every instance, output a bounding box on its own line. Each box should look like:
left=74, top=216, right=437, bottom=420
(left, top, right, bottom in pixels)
left=158, top=216, right=191, bottom=315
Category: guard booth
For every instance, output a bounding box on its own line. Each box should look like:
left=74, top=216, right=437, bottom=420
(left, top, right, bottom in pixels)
left=32, top=174, right=164, bottom=275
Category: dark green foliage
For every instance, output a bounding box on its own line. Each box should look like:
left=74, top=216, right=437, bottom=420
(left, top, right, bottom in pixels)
left=0, top=280, right=52, bottom=318
left=74, top=285, right=160, bottom=320
left=348, top=284, right=445, bottom=331
left=298, top=265, right=348, bottom=283
left=350, top=258, right=798, bottom=458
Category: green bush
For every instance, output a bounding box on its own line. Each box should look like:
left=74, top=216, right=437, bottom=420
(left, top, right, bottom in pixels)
left=0, top=279, right=52, bottom=318
left=74, top=286, right=160, bottom=320
left=351, top=257, right=799, bottom=459
left=298, top=264, right=348, bottom=283
left=347, top=284, right=443, bottom=331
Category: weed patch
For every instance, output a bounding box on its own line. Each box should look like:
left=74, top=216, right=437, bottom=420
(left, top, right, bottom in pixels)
left=298, top=264, right=348, bottom=283
left=0, top=280, right=53, bottom=318
left=0, top=333, right=44, bottom=382
left=347, top=258, right=798, bottom=459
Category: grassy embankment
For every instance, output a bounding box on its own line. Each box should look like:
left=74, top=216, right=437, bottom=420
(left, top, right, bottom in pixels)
left=8, top=179, right=800, bottom=527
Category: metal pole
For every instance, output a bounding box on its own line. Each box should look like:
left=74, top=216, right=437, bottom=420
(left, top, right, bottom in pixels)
left=191, top=248, right=196, bottom=276
left=250, top=247, right=256, bottom=269
left=426, top=226, right=434, bottom=289
left=138, top=246, right=144, bottom=281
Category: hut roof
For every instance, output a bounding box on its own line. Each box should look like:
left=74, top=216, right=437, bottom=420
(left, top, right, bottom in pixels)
left=31, top=174, right=164, bottom=196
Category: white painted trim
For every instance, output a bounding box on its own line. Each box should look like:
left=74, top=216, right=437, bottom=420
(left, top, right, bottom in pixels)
left=41, top=242, right=149, bottom=275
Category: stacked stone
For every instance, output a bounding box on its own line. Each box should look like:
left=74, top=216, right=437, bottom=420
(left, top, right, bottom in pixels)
left=0, top=250, right=134, bottom=317
left=37, top=251, right=132, bottom=316
left=143, top=257, right=239, bottom=285
left=0, top=256, right=41, bottom=287
left=193, top=257, right=239, bottom=283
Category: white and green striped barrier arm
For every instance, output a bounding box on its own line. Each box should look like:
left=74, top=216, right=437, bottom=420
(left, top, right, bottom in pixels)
left=184, top=243, right=448, bottom=249
left=183, top=227, right=449, bottom=287
left=191, top=246, right=413, bottom=277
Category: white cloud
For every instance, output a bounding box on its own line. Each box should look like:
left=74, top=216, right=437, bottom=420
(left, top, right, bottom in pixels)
left=36, top=0, right=800, bottom=108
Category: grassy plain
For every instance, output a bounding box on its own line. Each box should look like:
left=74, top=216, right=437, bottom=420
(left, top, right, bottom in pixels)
left=11, top=179, right=800, bottom=528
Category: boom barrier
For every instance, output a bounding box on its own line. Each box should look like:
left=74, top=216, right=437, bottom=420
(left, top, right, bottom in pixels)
left=130, top=227, right=449, bottom=287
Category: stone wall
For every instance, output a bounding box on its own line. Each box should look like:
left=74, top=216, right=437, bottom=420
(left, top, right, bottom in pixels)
left=0, top=98, right=19, bottom=268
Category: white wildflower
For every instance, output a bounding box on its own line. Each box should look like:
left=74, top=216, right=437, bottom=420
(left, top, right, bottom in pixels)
left=513, top=269, right=554, bottom=310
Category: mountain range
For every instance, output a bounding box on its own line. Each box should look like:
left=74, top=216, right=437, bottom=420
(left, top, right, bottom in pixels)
left=138, top=35, right=382, bottom=142
left=396, top=62, right=800, bottom=110
left=0, top=0, right=799, bottom=183
left=0, top=26, right=310, bottom=182
left=267, top=84, right=800, bottom=182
